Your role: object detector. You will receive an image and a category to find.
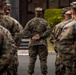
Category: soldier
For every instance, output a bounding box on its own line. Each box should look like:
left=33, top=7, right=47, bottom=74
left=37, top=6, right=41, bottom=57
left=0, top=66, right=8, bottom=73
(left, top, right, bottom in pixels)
left=50, top=7, right=72, bottom=75
left=56, top=2, right=76, bottom=75
left=0, top=0, right=23, bottom=75
left=0, top=25, right=16, bottom=75
left=24, top=7, right=51, bottom=75
left=69, top=2, right=76, bottom=75
left=6, top=3, right=12, bottom=16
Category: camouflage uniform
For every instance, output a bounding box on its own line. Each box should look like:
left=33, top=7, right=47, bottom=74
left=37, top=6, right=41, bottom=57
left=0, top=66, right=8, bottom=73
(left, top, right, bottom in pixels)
left=70, top=2, right=76, bottom=75
left=57, top=18, right=76, bottom=75
left=0, top=25, right=16, bottom=75
left=0, top=15, right=23, bottom=75
left=50, top=7, right=72, bottom=75
left=24, top=8, right=51, bottom=75
left=0, top=0, right=23, bottom=75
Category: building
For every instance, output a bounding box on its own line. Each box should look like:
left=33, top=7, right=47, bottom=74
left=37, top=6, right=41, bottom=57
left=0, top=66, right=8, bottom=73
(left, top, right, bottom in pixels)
left=8, top=0, right=76, bottom=27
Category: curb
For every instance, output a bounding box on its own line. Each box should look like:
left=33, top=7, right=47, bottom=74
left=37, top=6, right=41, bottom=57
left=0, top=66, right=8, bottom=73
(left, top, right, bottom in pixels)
left=18, top=50, right=28, bottom=55
left=48, top=51, right=56, bottom=55
left=18, top=50, right=56, bottom=55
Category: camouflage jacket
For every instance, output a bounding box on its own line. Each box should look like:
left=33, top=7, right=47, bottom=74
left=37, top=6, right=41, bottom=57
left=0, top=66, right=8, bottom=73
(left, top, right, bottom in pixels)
left=57, top=19, right=76, bottom=54
left=50, top=19, right=73, bottom=53
left=0, top=14, right=23, bottom=46
left=24, top=17, right=51, bottom=46
left=0, top=25, right=16, bottom=71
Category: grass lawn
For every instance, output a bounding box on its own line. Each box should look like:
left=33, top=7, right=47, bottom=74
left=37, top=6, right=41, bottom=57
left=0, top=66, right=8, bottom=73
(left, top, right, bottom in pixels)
left=47, top=38, right=54, bottom=51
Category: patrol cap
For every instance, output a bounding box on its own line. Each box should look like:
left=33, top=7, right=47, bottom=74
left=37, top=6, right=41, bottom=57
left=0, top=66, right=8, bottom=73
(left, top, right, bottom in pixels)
left=6, top=4, right=11, bottom=10
left=70, top=2, right=76, bottom=8
left=35, top=7, right=42, bottom=12
left=62, top=7, right=71, bottom=14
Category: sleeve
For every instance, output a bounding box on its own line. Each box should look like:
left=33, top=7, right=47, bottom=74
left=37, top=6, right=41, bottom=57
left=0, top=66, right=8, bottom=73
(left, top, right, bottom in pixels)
left=11, top=19, right=23, bottom=46
left=58, top=26, right=75, bottom=54
left=49, top=26, right=56, bottom=44
left=39, top=22, right=51, bottom=39
left=24, top=20, right=34, bottom=38
left=49, top=22, right=64, bottom=44
left=0, top=32, right=16, bottom=71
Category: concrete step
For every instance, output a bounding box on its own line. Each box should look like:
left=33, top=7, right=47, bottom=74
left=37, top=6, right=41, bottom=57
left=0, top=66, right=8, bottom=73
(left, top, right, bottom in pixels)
left=21, top=39, right=29, bottom=42
left=19, top=36, right=29, bottom=50
left=18, top=46, right=29, bottom=50
left=20, top=43, right=29, bottom=46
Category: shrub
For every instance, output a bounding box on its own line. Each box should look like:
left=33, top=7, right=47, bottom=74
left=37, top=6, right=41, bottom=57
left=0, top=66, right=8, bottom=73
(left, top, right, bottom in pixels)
left=44, top=8, right=63, bottom=28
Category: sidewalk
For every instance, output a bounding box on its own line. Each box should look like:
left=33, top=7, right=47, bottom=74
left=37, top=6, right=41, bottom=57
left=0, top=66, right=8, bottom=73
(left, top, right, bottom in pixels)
left=18, top=50, right=56, bottom=55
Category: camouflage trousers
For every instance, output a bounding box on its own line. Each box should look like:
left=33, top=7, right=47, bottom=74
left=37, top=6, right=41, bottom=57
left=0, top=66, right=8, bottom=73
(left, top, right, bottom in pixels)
left=72, top=59, right=76, bottom=75
left=7, top=50, right=19, bottom=75
left=55, top=53, right=65, bottom=75
left=55, top=53, right=74, bottom=75
left=28, top=45, right=48, bottom=75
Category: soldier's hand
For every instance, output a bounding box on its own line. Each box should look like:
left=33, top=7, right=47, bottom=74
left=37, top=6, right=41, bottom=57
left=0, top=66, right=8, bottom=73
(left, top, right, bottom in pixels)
left=32, top=34, right=40, bottom=40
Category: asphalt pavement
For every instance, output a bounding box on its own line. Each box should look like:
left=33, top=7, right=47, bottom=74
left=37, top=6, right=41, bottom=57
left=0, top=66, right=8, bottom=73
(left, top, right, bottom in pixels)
left=18, top=54, right=56, bottom=75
